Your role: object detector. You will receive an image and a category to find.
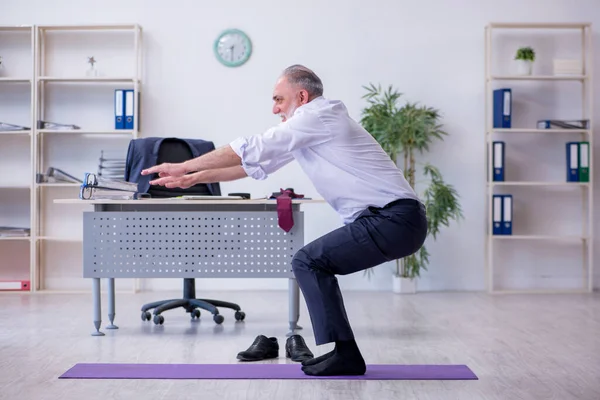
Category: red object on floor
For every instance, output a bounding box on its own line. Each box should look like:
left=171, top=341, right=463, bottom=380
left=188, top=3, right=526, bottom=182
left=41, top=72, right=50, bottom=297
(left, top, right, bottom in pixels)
left=0, top=280, right=30, bottom=291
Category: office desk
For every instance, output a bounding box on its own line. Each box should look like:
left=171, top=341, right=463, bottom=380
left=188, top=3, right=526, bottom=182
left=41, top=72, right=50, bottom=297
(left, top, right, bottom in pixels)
left=55, top=198, right=325, bottom=336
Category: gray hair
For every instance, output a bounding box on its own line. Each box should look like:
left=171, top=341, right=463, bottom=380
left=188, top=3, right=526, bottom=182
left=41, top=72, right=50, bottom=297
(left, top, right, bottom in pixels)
left=281, top=64, right=323, bottom=99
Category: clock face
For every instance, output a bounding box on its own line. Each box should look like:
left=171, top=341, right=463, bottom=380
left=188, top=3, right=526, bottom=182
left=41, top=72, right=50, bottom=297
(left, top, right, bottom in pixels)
left=214, top=29, right=252, bottom=67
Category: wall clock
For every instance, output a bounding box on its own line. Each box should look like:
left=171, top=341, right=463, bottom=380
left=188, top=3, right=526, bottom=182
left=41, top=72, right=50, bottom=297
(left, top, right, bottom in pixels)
left=213, top=29, right=252, bottom=67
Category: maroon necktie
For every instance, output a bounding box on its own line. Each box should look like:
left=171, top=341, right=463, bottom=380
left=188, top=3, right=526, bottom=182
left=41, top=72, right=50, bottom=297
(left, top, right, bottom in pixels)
left=276, top=188, right=304, bottom=232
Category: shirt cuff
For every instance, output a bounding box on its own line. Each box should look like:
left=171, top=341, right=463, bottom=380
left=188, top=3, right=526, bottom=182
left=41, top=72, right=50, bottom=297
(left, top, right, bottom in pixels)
left=229, top=137, right=268, bottom=181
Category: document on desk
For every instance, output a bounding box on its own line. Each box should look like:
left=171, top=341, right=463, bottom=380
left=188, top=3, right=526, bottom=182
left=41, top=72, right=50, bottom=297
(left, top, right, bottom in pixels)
left=79, top=186, right=137, bottom=200
left=175, top=195, right=246, bottom=200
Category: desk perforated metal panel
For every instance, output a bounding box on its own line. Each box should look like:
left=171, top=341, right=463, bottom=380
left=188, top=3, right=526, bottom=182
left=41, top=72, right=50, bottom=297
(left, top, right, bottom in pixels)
left=83, top=211, right=303, bottom=278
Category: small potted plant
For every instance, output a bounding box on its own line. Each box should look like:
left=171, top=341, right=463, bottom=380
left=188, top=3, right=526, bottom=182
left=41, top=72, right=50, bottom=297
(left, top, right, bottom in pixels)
left=515, top=46, right=535, bottom=76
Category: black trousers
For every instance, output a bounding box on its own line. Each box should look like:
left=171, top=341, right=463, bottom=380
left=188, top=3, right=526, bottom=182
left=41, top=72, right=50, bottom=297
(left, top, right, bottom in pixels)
left=291, top=198, right=428, bottom=345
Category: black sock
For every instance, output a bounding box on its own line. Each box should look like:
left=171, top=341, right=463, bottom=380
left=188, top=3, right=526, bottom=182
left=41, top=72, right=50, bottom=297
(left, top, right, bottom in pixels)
left=301, top=348, right=336, bottom=366
left=335, top=338, right=359, bottom=354
left=301, top=339, right=366, bottom=376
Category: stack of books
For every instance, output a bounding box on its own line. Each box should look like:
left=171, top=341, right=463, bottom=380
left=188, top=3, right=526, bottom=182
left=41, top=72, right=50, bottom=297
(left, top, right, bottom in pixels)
left=553, top=59, right=582, bottom=76
left=79, top=172, right=139, bottom=200
left=98, top=150, right=126, bottom=180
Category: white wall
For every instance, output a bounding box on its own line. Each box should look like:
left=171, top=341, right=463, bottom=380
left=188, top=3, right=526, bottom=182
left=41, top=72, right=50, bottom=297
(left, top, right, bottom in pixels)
left=1, top=0, right=598, bottom=292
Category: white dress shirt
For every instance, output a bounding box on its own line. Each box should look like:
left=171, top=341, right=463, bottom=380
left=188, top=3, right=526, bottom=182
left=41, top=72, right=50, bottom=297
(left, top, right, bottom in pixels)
left=229, top=96, right=420, bottom=224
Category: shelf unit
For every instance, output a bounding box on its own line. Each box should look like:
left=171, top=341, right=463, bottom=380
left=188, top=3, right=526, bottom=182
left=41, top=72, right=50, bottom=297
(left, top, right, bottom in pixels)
left=0, top=24, right=142, bottom=292
left=484, top=23, right=593, bottom=294
left=32, top=24, right=142, bottom=292
left=0, top=25, right=35, bottom=290
left=490, top=75, right=587, bottom=81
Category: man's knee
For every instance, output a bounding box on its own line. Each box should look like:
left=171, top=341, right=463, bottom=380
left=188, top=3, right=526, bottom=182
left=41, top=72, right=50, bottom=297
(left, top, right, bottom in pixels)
left=291, top=248, right=313, bottom=275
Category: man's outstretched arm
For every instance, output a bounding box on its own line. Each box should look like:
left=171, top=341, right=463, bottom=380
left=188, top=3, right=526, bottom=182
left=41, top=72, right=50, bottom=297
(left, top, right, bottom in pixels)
left=141, top=145, right=241, bottom=178
left=182, top=145, right=241, bottom=173
left=149, top=165, right=248, bottom=189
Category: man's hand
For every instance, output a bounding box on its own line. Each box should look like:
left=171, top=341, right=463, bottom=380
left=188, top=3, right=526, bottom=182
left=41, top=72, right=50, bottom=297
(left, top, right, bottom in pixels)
left=149, top=166, right=248, bottom=189
left=149, top=172, right=199, bottom=189
left=141, top=162, right=188, bottom=178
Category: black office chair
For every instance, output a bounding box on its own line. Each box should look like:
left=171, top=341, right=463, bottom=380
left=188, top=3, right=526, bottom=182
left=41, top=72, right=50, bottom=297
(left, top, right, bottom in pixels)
left=128, top=137, right=246, bottom=326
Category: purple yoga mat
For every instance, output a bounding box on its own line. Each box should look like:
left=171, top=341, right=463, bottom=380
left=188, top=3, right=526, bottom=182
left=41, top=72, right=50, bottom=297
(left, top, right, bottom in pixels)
left=59, top=363, right=478, bottom=380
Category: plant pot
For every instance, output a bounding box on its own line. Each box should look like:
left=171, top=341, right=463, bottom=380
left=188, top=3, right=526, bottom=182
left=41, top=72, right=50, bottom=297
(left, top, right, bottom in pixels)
left=392, top=275, right=417, bottom=294
left=515, top=59, right=533, bottom=76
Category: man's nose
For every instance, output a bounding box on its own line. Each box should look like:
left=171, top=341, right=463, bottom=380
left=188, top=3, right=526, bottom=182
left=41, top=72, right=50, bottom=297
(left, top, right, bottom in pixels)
left=272, top=105, right=280, bottom=114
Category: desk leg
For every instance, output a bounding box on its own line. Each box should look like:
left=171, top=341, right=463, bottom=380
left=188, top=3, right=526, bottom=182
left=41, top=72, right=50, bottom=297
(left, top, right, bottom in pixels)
left=287, top=278, right=303, bottom=336
left=106, top=278, right=118, bottom=329
left=92, top=278, right=105, bottom=336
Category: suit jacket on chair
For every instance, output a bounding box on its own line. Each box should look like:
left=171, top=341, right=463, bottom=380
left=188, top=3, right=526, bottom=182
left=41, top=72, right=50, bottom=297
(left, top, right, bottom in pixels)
left=124, top=137, right=221, bottom=195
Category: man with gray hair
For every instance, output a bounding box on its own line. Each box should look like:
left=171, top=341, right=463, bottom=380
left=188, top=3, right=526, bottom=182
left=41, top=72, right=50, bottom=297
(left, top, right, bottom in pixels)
left=142, top=65, right=428, bottom=376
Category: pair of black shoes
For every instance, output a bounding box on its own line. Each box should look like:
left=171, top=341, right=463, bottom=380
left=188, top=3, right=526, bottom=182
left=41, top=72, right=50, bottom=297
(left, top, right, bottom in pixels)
left=236, top=334, right=314, bottom=362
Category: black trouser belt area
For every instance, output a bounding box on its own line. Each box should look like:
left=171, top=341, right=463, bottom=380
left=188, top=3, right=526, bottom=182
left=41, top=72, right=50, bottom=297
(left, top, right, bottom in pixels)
left=382, top=198, right=421, bottom=209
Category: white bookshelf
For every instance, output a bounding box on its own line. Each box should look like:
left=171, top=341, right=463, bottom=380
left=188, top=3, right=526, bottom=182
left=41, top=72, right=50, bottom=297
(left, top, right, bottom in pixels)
left=0, top=130, right=31, bottom=135
left=484, top=23, right=594, bottom=294
left=0, top=237, right=32, bottom=241
left=23, top=23, right=142, bottom=292
left=38, top=77, right=139, bottom=83
left=493, top=235, right=588, bottom=241
left=0, top=78, right=32, bottom=82
left=492, top=128, right=590, bottom=134
left=0, top=24, right=145, bottom=293
left=490, top=182, right=590, bottom=186
left=38, top=129, right=135, bottom=135
left=0, top=24, right=143, bottom=293
left=0, top=25, right=35, bottom=291
left=490, top=75, right=587, bottom=81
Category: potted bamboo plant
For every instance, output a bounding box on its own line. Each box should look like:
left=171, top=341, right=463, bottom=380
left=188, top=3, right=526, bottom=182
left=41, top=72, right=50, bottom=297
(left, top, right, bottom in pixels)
left=360, top=83, right=463, bottom=293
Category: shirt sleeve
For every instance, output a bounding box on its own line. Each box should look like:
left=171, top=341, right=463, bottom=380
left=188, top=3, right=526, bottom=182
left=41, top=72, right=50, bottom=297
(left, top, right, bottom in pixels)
left=261, top=152, right=296, bottom=175
left=229, top=111, right=331, bottom=180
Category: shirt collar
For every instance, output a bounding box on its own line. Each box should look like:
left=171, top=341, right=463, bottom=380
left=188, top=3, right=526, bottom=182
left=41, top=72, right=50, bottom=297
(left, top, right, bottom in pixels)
left=293, top=96, right=326, bottom=116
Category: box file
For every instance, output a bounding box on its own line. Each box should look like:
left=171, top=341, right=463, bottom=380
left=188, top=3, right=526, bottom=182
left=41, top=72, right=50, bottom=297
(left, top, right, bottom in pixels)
left=566, top=142, right=580, bottom=182
left=79, top=185, right=137, bottom=200
left=501, top=195, right=512, bottom=235
left=125, top=89, right=134, bottom=129
left=84, top=172, right=138, bottom=192
left=493, top=88, right=511, bottom=128
left=115, top=89, right=125, bottom=129
left=492, top=195, right=503, bottom=235
left=492, top=194, right=513, bottom=235
left=492, top=141, right=505, bottom=181
left=579, top=142, right=589, bottom=182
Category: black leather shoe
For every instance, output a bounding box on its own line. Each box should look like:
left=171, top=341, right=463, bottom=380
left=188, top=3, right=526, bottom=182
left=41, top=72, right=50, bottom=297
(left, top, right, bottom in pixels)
left=236, top=335, right=279, bottom=361
left=286, top=334, right=314, bottom=362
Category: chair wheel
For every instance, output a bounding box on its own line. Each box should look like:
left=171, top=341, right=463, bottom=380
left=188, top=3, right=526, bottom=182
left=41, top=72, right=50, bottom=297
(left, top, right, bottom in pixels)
left=234, top=311, right=246, bottom=321
left=191, top=309, right=201, bottom=319
left=213, top=314, right=224, bottom=324
left=141, top=311, right=151, bottom=321
left=153, top=315, right=164, bottom=325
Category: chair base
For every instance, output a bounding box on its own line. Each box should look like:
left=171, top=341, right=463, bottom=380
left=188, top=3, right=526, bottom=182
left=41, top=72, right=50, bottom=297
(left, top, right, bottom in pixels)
left=140, top=278, right=245, bottom=325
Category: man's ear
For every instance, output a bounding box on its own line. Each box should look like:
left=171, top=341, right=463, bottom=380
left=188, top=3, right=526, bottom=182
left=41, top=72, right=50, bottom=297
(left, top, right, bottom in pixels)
left=299, top=89, right=310, bottom=104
